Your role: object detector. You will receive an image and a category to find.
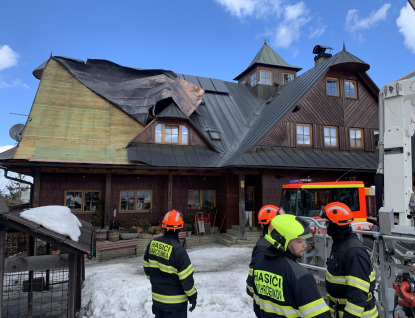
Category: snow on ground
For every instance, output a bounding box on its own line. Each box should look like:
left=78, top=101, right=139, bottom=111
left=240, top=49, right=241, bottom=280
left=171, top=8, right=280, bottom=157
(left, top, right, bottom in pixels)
left=20, top=205, right=82, bottom=241
left=80, top=244, right=256, bottom=317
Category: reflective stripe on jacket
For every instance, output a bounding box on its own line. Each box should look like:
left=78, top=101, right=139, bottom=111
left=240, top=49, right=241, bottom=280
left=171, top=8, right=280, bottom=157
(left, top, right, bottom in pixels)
left=143, top=231, right=197, bottom=310
left=253, top=249, right=330, bottom=318
left=247, top=234, right=270, bottom=297
left=325, top=234, right=378, bottom=318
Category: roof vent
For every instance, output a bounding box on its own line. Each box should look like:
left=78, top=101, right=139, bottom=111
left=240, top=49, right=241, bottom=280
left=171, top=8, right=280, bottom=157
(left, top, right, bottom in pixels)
left=313, top=45, right=333, bottom=66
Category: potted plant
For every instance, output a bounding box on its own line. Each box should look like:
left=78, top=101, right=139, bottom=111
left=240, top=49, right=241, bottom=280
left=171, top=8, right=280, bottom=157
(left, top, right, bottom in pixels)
left=94, top=199, right=107, bottom=242
left=203, top=200, right=214, bottom=209
left=139, top=218, right=151, bottom=233
left=183, top=223, right=193, bottom=238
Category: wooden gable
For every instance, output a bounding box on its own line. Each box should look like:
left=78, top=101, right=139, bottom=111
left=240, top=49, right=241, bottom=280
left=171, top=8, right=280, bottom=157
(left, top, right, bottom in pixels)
left=14, top=59, right=143, bottom=163
left=130, top=118, right=210, bottom=147
left=258, top=69, right=378, bottom=151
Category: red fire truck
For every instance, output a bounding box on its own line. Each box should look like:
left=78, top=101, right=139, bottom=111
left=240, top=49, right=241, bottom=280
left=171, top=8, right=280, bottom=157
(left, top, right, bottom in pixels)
left=281, top=180, right=376, bottom=231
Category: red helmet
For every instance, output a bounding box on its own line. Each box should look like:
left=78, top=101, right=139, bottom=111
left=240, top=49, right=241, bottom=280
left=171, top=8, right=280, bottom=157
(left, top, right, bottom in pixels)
left=162, top=210, right=184, bottom=230
left=320, top=202, right=354, bottom=226
left=258, top=205, right=283, bottom=225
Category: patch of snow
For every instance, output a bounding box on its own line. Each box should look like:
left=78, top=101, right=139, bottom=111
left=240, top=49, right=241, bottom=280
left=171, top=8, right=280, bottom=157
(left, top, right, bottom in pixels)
left=81, top=245, right=254, bottom=317
left=20, top=205, right=82, bottom=241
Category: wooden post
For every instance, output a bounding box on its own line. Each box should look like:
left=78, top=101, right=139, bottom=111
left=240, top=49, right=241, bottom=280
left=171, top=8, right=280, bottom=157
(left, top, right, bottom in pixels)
left=68, top=253, right=76, bottom=318
left=27, top=235, right=35, bottom=318
left=46, top=243, right=51, bottom=289
left=104, top=173, right=112, bottom=229
left=32, top=171, right=41, bottom=208
left=168, top=174, right=173, bottom=211
left=0, top=222, right=6, bottom=318
left=76, top=255, right=82, bottom=312
left=238, top=174, right=246, bottom=240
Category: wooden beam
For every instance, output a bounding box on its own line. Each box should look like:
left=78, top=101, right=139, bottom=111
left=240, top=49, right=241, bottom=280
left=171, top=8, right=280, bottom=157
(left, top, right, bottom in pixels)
left=4, top=254, right=68, bottom=273
left=32, top=171, right=41, bottom=208
left=104, top=173, right=111, bottom=229
left=0, top=223, right=6, bottom=318
left=238, top=174, right=246, bottom=240
left=68, top=254, right=76, bottom=318
left=168, top=174, right=173, bottom=211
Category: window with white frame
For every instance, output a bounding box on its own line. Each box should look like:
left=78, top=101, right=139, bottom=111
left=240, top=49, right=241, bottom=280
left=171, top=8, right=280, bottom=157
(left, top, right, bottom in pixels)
left=350, top=128, right=363, bottom=149
left=297, top=124, right=312, bottom=146
left=324, top=126, right=338, bottom=147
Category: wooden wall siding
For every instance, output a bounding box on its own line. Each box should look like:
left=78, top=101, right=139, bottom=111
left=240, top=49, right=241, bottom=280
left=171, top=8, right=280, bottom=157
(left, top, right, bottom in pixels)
left=259, top=122, right=287, bottom=146
left=14, top=59, right=143, bottom=163
left=258, top=70, right=378, bottom=151
left=238, top=65, right=297, bottom=87
left=110, top=174, right=168, bottom=225
left=39, top=173, right=106, bottom=223
left=131, top=118, right=209, bottom=147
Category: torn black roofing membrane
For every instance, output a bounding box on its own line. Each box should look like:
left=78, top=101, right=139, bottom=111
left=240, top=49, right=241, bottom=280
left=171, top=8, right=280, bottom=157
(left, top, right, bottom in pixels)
left=53, top=57, right=205, bottom=126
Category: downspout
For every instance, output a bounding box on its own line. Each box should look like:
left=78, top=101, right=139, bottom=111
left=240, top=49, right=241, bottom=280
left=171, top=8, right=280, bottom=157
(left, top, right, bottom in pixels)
left=375, top=89, right=385, bottom=224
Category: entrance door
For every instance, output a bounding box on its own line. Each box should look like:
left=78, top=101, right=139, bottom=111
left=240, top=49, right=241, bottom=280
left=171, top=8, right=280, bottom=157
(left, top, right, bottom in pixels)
left=246, top=186, right=256, bottom=227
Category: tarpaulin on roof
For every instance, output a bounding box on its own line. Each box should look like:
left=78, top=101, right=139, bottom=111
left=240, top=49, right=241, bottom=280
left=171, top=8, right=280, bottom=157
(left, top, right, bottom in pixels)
left=53, top=57, right=204, bottom=126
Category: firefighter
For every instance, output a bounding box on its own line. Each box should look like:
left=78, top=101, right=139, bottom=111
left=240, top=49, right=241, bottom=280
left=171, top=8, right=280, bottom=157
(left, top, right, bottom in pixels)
left=252, top=214, right=330, bottom=318
left=143, top=210, right=197, bottom=318
left=320, top=202, right=378, bottom=318
left=246, top=205, right=283, bottom=298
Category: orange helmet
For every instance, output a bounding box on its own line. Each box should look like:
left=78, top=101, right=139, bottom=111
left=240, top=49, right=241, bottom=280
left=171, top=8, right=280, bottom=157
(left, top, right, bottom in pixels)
left=162, top=210, right=184, bottom=230
left=258, top=205, right=283, bottom=224
left=320, top=202, right=354, bottom=226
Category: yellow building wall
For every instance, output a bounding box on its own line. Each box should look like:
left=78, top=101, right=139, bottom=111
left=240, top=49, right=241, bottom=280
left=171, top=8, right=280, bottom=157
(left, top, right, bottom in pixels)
left=14, top=59, right=143, bottom=163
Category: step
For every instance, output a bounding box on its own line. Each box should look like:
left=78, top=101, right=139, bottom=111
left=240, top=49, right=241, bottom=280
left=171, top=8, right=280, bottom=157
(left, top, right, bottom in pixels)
left=227, top=228, right=262, bottom=238
left=217, top=237, right=234, bottom=247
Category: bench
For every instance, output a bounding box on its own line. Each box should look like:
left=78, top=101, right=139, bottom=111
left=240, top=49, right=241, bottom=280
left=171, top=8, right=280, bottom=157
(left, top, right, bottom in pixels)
left=151, top=232, right=188, bottom=248
left=96, top=239, right=139, bottom=260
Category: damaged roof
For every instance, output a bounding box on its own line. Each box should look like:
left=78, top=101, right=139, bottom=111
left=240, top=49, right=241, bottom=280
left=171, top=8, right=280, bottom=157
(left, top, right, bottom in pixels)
left=27, top=48, right=378, bottom=172
left=45, top=57, right=205, bottom=126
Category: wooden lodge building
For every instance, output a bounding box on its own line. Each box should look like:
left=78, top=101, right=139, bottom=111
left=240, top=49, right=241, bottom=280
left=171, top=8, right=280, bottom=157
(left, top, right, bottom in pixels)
left=0, top=43, right=379, bottom=235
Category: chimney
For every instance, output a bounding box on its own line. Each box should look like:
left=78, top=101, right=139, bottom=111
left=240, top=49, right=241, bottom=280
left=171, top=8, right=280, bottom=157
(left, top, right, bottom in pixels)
left=312, top=45, right=333, bottom=66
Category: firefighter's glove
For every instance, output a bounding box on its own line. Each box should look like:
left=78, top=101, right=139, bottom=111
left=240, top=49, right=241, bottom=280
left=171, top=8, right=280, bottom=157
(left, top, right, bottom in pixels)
left=189, top=300, right=197, bottom=312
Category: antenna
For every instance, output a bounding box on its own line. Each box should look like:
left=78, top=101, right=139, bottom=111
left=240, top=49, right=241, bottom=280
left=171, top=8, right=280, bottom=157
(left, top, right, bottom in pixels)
left=261, top=37, right=270, bottom=44
left=9, top=124, right=25, bottom=142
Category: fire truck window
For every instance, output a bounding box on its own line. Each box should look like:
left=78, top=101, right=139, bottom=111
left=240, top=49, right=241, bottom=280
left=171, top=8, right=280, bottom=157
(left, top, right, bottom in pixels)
left=312, top=188, right=359, bottom=212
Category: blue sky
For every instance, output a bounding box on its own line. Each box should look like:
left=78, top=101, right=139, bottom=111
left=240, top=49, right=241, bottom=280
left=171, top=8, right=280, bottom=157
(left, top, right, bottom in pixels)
left=0, top=0, right=414, bottom=148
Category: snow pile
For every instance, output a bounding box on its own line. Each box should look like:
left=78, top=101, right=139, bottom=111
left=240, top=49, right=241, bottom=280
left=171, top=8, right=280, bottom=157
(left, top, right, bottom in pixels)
left=81, top=245, right=255, bottom=317
left=20, top=205, right=82, bottom=241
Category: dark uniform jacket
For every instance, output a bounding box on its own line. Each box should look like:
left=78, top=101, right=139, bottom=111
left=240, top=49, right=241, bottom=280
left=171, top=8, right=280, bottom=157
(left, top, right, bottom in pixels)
left=325, top=229, right=377, bottom=318
left=143, top=231, right=197, bottom=310
left=253, top=246, right=330, bottom=318
left=246, top=198, right=255, bottom=211
left=247, top=230, right=271, bottom=297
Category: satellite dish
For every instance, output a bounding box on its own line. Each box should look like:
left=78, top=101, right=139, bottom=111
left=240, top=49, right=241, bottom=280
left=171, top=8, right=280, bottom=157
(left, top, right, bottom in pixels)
left=9, top=124, right=25, bottom=142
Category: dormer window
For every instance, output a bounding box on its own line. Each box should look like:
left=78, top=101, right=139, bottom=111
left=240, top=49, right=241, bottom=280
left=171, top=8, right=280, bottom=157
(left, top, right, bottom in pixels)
left=155, top=124, right=188, bottom=144
left=260, top=71, right=271, bottom=85
left=283, top=73, right=294, bottom=84
left=251, top=72, right=257, bottom=86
